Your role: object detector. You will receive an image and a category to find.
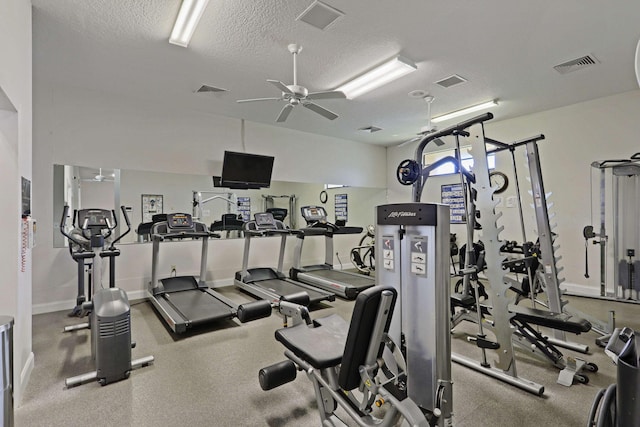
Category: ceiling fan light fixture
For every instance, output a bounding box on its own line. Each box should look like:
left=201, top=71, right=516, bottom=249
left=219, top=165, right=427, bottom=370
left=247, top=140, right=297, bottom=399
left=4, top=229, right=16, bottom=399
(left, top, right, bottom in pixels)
left=431, top=100, right=498, bottom=123
left=169, top=0, right=210, bottom=48
left=336, top=56, right=417, bottom=99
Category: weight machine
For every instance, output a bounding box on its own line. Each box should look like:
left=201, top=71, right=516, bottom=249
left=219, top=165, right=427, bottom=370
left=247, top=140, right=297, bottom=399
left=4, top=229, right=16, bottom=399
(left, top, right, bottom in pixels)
left=397, top=113, right=597, bottom=393
left=584, top=153, right=640, bottom=302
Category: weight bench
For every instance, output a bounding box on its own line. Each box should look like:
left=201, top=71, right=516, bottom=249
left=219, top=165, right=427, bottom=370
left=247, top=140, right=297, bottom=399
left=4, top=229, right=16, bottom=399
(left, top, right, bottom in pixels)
left=507, top=304, right=597, bottom=385
left=259, top=285, right=431, bottom=426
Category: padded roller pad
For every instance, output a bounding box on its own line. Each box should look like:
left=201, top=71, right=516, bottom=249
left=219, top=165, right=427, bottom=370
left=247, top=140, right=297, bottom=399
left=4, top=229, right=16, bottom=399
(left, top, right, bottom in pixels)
left=275, top=314, right=349, bottom=369
left=237, top=300, right=272, bottom=323
left=281, top=291, right=310, bottom=307
left=508, top=304, right=592, bottom=334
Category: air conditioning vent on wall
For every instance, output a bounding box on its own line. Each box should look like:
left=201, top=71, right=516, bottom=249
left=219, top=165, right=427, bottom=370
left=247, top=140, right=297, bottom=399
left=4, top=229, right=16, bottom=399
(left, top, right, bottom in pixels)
left=553, top=55, right=599, bottom=74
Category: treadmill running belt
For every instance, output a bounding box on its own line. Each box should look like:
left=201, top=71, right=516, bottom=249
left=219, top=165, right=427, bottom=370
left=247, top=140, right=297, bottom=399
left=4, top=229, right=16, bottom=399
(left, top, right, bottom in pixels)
left=257, top=279, right=329, bottom=304
left=309, top=269, right=374, bottom=289
left=164, top=290, right=234, bottom=327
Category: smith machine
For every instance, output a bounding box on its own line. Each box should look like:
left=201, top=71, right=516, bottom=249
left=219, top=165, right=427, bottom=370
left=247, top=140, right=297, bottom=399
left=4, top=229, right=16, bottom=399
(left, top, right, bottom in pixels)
left=397, top=113, right=599, bottom=393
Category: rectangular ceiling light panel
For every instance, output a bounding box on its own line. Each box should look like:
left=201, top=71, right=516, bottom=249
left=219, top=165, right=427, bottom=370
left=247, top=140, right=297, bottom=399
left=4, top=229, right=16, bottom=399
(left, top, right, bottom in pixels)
left=169, top=0, right=210, bottom=47
left=297, top=1, right=344, bottom=30
left=336, top=56, right=417, bottom=99
left=431, top=100, right=498, bottom=123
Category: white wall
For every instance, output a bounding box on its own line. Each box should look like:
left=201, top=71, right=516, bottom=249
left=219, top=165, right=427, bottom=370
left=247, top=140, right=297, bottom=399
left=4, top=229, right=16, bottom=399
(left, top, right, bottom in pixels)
left=388, top=89, right=640, bottom=296
left=0, top=0, right=33, bottom=406
left=32, top=84, right=387, bottom=312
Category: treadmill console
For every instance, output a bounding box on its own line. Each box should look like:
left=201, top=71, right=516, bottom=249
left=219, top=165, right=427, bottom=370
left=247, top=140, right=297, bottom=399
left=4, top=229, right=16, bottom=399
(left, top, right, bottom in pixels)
left=77, top=209, right=114, bottom=230
left=301, top=206, right=328, bottom=224
left=166, top=213, right=194, bottom=230
left=254, top=212, right=277, bottom=229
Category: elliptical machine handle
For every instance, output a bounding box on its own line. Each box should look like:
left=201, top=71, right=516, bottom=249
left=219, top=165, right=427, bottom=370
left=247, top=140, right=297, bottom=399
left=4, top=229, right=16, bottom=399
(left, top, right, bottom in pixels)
left=110, top=206, right=132, bottom=248
left=59, top=205, right=85, bottom=248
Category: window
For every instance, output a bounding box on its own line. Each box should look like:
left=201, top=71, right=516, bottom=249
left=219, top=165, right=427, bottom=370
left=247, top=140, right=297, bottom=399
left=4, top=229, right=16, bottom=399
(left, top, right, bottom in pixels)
left=423, top=146, right=495, bottom=176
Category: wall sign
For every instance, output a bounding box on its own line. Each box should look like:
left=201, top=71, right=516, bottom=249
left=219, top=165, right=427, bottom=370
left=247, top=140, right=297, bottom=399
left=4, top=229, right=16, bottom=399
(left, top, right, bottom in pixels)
left=238, top=196, right=251, bottom=221
left=335, top=193, right=348, bottom=222
left=441, top=183, right=466, bottom=224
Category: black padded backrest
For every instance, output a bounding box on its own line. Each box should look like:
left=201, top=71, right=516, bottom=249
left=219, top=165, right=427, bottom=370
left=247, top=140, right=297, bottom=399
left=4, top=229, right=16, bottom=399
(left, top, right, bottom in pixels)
left=338, top=285, right=397, bottom=391
left=152, top=214, right=167, bottom=223
left=266, top=208, right=288, bottom=221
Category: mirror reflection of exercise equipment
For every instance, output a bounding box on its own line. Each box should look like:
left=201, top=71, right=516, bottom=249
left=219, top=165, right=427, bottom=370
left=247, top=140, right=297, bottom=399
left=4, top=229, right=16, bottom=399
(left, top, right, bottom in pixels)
left=350, top=225, right=375, bottom=275
left=262, top=194, right=296, bottom=229
left=584, top=153, right=640, bottom=302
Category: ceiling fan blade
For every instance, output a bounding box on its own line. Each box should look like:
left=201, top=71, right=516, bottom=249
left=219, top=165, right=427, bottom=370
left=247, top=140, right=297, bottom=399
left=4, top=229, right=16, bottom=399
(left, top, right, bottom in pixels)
left=267, top=80, right=293, bottom=95
left=307, top=90, right=346, bottom=100
left=303, top=102, right=338, bottom=120
left=276, top=104, right=294, bottom=122
left=236, top=97, right=281, bottom=103
left=396, top=136, right=422, bottom=148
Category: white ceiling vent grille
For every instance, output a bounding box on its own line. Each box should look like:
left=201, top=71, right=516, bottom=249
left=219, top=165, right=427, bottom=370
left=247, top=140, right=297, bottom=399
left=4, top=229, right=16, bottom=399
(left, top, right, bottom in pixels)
left=435, top=74, right=467, bottom=88
left=196, top=85, right=228, bottom=93
left=358, top=125, right=383, bottom=133
left=553, top=55, right=599, bottom=74
left=297, top=1, right=344, bottom=30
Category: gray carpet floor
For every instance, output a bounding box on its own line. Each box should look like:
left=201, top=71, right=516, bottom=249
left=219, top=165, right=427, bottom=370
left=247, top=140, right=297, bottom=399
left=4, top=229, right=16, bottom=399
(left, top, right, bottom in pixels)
left=15, top=286, right=640, bottom=427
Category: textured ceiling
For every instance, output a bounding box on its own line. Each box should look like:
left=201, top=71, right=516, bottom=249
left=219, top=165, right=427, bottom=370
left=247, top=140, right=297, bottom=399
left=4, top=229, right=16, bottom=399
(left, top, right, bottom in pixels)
left=31, top=0, right=640, bottom=146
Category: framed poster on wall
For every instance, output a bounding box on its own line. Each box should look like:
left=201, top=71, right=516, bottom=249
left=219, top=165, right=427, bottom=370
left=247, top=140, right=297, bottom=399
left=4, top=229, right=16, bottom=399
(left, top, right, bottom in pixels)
left=441, top=184, right=466, bottom=224
left=141, top=194, right=163, bottom=222
left=335, top=193, right=348, bottom=223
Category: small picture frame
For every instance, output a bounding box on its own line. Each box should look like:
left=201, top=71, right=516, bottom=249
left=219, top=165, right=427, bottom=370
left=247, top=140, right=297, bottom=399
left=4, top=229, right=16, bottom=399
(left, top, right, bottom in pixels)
left=141, top=194, right=163, bottom=222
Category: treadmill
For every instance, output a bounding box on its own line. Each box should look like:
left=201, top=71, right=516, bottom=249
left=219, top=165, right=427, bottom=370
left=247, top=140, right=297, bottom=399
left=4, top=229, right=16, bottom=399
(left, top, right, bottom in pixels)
left=148, top=213, right=271, bottom=334
left=234, top=212, right=335, bottom=305
left=289, top=206, right=375, bottom=299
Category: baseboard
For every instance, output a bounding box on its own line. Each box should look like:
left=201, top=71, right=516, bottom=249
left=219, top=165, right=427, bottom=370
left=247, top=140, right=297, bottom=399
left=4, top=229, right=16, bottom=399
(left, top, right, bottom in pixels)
left=561, top=282, right=602, bottom=297
left=33, top=278, right=235, bottom=314
left=16, top=351, right=34, bottom=406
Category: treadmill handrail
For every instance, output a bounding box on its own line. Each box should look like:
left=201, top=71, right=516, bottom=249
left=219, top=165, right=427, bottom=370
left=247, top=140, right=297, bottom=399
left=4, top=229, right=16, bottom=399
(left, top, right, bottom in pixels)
left=152, top=231, right=219, bottom=241
left=245, top=229, right=291, bottom=237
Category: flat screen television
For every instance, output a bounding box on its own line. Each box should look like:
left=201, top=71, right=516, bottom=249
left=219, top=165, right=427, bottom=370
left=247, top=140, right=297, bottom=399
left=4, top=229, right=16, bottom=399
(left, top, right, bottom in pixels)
left=220, top=151, right=275, bottom=189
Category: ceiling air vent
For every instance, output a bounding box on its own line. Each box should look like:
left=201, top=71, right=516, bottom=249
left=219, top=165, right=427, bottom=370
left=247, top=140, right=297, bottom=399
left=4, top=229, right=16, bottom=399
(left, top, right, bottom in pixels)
left=297, top=1, right=344, bottom=30
left=553, top=55, right=599, bottom=74
left=435, top=74, right=467, bottom=88
left=359, top=125, right=383, bottom=133
left=196, top=85, right=228, bottom=93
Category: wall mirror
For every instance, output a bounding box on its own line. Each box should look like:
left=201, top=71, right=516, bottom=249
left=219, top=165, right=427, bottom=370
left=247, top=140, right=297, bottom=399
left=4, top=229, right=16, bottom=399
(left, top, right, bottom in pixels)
left=53, top=164, right=387, bottom=247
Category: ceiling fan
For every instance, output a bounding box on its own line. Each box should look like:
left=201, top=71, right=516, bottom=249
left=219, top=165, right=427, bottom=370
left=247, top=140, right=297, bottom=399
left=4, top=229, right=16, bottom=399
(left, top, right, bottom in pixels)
left=396, top=95, right=444, bottom=147
left=237, top=44, right=346, bottom=123
left=81, top=168, right=115, bottom=182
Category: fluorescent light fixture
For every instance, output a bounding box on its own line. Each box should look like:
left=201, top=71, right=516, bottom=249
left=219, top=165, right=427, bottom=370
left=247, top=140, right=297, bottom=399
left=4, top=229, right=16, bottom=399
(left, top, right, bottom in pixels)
left=169, top=0, right=210, bottom=47
left=336, top=56, right=417, bottom=99
left=431, top=100, right=498, bottom=123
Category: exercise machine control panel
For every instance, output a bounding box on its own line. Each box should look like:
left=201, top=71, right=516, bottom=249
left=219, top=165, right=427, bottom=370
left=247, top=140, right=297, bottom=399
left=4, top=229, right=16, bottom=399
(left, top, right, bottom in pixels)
left=77, top=209, right=114, bottom=230
left=166, top=213, right=194, bottom=230
left=254, top=213, right=277, bottom=229
left=301, top=206, right=327, bottom=223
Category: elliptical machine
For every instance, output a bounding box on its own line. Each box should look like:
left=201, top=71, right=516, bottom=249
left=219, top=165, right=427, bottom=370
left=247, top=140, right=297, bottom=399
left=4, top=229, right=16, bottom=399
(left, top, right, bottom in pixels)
left=60, top=205, right=154, bottom=387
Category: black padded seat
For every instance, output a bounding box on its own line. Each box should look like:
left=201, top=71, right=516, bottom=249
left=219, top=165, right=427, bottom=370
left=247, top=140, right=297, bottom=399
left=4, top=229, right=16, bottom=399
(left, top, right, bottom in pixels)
left=274, top=285, right=397, bottom=378
left=508, top=304, right=592, bottom=334
left=451, top=293, right=475, bottom=308
left=275, top=314, right=349, bottom=369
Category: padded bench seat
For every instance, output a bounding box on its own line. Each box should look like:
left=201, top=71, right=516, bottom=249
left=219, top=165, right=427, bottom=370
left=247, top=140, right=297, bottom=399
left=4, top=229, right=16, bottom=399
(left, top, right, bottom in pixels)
left=275, top=314, right=349, bottom=369
left=508, top=304, right=592, bottom=334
